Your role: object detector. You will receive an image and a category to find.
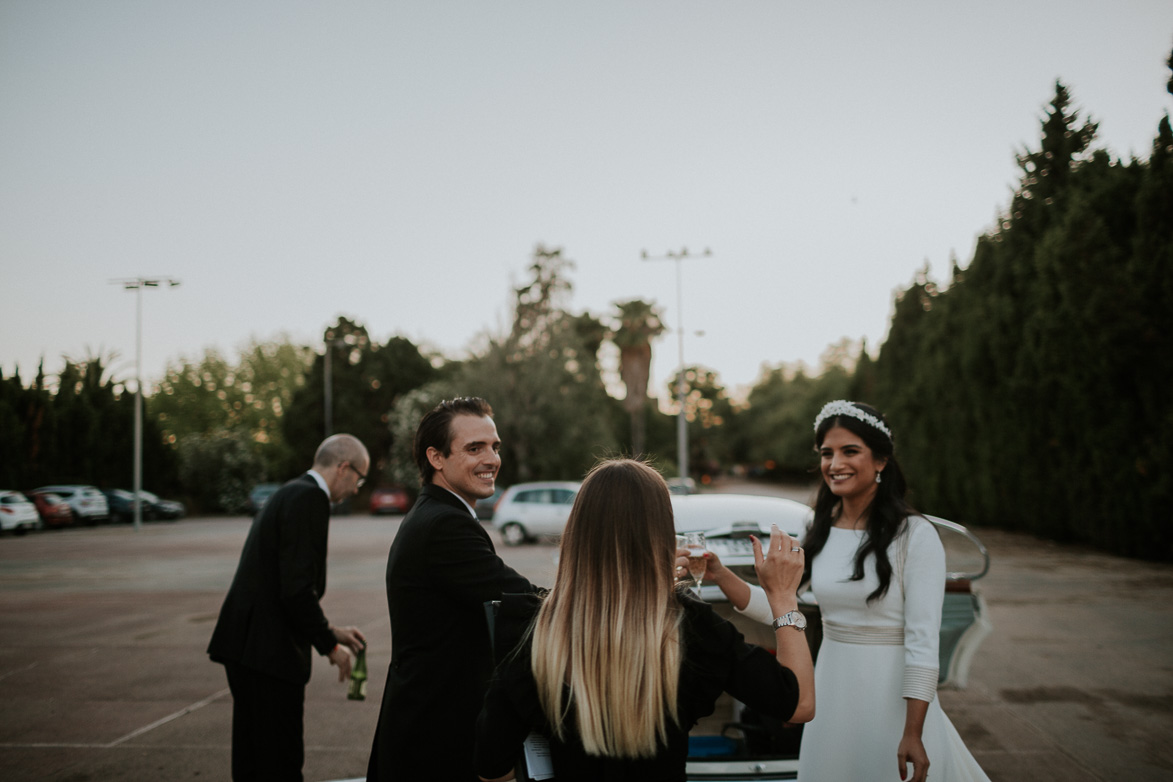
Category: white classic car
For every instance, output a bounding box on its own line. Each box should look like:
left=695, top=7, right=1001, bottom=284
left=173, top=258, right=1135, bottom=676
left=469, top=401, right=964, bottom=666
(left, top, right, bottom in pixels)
left=672, top=493, right=992, bottom=781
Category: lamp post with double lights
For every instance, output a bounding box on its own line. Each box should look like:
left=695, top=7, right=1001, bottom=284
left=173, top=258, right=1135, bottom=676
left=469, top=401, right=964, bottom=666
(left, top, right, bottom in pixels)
left=639, top=247, right=711, bottom=482
left=111, top=277, right=181, bottom=530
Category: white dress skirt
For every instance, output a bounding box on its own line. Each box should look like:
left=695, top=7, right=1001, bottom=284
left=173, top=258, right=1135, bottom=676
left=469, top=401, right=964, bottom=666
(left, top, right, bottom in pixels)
left=799, top=631, right=988, bottom=781
left=740, top=518, right=989, bottom=781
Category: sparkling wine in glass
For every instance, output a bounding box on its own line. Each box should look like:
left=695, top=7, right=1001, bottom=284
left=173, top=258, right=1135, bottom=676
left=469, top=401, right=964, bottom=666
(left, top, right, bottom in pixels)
left=684, top=532, right=707, bottom=592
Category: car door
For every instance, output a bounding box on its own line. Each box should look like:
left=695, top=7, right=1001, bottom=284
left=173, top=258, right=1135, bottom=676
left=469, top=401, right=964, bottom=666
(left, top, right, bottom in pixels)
left=53, top=488, right=80, bottom=518
left=499, top=488, right=543, bottom=535
left=924, top=515, right=992, bottom=688
left=537, top=487, right=575, bottom=536
left=518, top=489, right=557, bottom=535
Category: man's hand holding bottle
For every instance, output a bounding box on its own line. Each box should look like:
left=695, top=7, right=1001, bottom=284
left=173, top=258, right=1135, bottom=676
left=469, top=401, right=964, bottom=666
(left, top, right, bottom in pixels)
left=328, top=625, right=367, bottom=682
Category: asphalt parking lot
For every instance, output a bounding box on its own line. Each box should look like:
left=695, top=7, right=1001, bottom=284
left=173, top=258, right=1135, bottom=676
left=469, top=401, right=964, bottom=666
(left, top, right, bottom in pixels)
left=1, top=488, right=1170, bottom=781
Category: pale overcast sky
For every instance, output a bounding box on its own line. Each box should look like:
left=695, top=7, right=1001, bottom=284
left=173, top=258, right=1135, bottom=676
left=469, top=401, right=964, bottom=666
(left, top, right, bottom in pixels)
left=2, top=1, right=1171, bottom=400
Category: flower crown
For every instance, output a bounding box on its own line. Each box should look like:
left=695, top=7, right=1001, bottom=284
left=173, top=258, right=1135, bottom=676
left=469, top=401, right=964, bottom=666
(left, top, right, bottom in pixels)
left=813, top=400, right=893, bottom=441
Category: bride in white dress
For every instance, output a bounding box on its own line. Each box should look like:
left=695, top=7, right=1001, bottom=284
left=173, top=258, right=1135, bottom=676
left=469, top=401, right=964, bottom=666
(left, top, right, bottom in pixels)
left=699, top=400, right=989, bottom=782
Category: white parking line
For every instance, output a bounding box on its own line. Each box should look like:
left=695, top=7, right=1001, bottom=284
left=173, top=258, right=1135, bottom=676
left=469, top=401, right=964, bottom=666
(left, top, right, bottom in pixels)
left=106, top=687, right=231, bottom=747
left=0, top=661, right=38, bottom=683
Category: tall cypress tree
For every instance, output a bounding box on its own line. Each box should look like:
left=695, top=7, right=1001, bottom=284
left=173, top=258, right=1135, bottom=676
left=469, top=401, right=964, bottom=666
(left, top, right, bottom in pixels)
left=868, top=69, right=1173, bottom=558
left=1125, top=95, right=1173, bottom=556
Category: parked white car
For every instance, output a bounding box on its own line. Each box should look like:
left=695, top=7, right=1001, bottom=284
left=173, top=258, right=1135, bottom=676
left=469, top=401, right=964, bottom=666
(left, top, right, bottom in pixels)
left=673, top=493, right=811, bottom=536
left=671, top=493, right=992, bottom=781
left=0, top=491, right=41, bottom=534
left=492, top=481, right=580, bottom=546
left=32, top=485, right=109, bottom=524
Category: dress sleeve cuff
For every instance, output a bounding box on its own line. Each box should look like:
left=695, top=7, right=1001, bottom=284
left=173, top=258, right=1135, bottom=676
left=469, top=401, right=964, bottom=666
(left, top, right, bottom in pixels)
left=903, top=664, right=939, bottom=702
left=313, top=630, right=338, bottom=657
left=734, top=583, right=775, bottom=626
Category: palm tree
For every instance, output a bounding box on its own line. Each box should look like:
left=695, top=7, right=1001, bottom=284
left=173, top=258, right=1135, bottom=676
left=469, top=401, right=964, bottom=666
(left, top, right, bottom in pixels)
left=610, top=300, right=665, bottom=456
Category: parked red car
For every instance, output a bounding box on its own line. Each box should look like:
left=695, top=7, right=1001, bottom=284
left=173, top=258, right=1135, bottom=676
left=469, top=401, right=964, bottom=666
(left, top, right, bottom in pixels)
left=369, top=486, right=411, bottom=515
left=25, top=491, right=74, bottom=529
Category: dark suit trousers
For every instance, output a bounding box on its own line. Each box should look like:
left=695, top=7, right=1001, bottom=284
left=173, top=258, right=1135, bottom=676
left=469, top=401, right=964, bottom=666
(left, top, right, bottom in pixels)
left=225, top=662, right=306, bottom=781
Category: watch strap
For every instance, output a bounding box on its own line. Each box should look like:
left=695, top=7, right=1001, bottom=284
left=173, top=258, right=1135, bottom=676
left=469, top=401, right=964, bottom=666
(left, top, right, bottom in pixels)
left=772, top=610, right=806, bottom=631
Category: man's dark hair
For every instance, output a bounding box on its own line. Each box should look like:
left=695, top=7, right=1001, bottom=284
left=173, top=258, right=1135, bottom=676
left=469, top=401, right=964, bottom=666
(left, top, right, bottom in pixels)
left=414, top=397, right=494, bottom=485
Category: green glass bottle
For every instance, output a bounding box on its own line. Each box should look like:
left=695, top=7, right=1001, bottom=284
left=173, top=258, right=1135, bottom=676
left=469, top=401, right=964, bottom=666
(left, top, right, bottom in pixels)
left=347, top=644, right=368, bottom=701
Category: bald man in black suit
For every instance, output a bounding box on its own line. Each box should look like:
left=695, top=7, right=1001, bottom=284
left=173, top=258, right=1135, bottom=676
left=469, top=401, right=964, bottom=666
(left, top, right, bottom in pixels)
left=209, top=434, right=369, bottom=781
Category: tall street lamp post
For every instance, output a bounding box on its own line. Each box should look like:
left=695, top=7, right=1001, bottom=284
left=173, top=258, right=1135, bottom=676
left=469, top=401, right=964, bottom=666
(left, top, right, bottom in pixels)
left=112, top=277, right=180, bottom=530
left=323, top=334, right=348, bottom=438
left=640, top=247, right=711, bottom=481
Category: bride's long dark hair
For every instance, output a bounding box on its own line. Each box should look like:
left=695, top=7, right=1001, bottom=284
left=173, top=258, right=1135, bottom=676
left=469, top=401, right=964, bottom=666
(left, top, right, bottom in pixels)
left=801, top=402, right=916, bottom=603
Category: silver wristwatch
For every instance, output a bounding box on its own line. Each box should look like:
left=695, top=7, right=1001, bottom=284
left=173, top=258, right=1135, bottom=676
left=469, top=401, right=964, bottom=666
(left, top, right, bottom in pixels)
left=772, top=610, right=807, bottom=632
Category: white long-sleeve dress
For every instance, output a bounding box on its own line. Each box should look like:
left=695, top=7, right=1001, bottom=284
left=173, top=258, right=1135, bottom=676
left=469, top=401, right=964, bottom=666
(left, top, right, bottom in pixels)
left=739, top=516, right=988, bottom=781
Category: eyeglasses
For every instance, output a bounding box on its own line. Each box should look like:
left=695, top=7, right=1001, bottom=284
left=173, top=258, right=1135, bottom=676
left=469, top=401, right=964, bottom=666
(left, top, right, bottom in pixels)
left=347, top=463, right=367, bottom=489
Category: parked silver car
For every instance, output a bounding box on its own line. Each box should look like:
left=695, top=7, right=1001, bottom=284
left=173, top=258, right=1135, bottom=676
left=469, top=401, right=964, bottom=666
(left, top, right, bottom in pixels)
left=492, top=481, right=580, bottom=546
left=32, top=485, right=109, bottom=525
left=672, top=493, right=992, bottom=781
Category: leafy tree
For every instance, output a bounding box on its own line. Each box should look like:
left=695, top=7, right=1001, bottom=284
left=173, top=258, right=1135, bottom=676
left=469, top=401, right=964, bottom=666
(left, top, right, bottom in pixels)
left=0, top=363, right=60, bottom=488
left=1127, top=113, right=1173, bottom=546
left=1007, top=81, right=1099, bottom=236
left=282, top=319, right=436, bottom=480
left=384, top=380, right=462, bottom=490
left=454, top=245, right=618, bottom=485
left=176, top=429, right=266, bottom=513
left=153, top=336, right=314, bottom=482
left=848, top=340, right=876, bottom=402
left=0, top=368, right=28, bottom=487
left=4, top=354, right=176, bottom=492
left=866, top=70, right=1173, bottom=559
left=664, top=365, right=736, bottom=480
left=50, top=359, right=103, bottom=483
left=737, top=359, right=851, bottom=480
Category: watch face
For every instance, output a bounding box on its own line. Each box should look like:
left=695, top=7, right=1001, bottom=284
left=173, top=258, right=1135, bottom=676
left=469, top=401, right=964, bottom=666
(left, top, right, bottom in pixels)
left=775, top=611, right=807, bottom=630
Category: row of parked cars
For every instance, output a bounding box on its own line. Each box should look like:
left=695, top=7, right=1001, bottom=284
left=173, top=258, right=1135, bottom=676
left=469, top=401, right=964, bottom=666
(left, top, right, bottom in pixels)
left=244, top=483, right=419, bottom=518
left=0, top=484, right=186, bottom=534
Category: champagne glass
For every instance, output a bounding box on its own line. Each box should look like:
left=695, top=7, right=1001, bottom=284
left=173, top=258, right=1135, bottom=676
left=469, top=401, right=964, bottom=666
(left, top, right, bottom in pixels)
left=683, top=531, right=707, bottom=593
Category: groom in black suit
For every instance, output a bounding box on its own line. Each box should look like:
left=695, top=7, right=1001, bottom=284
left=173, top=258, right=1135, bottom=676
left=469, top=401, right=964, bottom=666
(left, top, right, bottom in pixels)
left=208, top=433, right=369, bottom=781
left=366, top=397, right=539, bottom=781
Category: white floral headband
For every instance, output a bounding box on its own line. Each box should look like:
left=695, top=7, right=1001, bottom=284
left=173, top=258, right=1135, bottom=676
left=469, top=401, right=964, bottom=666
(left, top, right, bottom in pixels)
left=813, top=400, right=893, bottom=441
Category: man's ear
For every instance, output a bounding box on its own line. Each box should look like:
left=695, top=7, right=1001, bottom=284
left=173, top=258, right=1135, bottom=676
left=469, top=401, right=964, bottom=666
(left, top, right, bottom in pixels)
left=426, top=447, right=445, bottom=472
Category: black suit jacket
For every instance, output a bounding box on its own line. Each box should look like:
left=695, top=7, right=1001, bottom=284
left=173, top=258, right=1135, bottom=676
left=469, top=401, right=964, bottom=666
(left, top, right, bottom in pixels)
left=366, top=484, right=538, bottom=781
left=207, top=473, right=338, bottom=685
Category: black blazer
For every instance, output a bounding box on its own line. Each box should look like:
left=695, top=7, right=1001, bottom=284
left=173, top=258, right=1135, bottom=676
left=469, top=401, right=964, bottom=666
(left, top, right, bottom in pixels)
left=366, top=484, right=538, bottom=781
left=207, top=474, right=338, bottom=685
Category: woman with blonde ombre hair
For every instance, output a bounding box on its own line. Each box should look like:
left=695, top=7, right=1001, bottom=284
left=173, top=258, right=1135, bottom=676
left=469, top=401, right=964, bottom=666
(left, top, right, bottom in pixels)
left=474, top=458, right=814, bottom=782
